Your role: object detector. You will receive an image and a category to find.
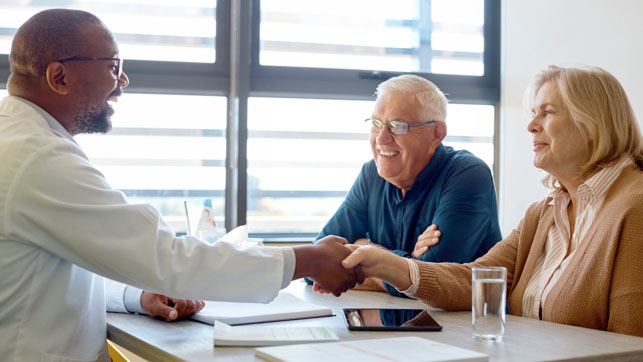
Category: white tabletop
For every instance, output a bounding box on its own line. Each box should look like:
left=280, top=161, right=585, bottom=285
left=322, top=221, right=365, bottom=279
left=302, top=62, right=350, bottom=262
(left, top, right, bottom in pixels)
left=107, top=280, right=643, bottom=362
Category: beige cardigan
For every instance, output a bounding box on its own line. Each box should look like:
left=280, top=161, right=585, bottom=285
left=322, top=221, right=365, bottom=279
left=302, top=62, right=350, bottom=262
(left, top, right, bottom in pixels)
left=413, top=164, right=643, bottom=337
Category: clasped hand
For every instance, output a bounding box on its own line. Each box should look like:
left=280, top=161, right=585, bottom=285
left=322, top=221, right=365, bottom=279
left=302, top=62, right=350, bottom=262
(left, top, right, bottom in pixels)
left=302, top=236, right=366, bottom=296
left=311, top=240, right=398, bottom=295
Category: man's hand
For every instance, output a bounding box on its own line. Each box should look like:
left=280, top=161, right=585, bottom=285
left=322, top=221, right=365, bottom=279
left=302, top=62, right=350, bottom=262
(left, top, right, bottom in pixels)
left=314, top=240, right=391, bottom=293
left=411, top=224, right=441, bottom=258
left=140, top=292, right=205, bottom=322
left=294, top=236, right=364, bottom=297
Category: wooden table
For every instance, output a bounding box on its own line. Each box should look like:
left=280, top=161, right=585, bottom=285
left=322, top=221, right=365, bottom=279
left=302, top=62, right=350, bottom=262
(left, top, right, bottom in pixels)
left=107, top=280, right=643, bottom=362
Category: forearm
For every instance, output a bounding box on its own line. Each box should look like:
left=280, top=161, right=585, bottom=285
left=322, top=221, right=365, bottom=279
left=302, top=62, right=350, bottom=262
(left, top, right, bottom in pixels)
left=410, top=234, right=518, bottom=310
left=372, top=252, right=412, bottom=291
left=292, top=245, right=316, bottom=280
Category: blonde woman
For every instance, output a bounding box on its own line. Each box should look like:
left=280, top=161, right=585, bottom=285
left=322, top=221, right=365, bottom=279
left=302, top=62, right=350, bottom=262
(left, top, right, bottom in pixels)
left=328, top=65, right=643, bottom=337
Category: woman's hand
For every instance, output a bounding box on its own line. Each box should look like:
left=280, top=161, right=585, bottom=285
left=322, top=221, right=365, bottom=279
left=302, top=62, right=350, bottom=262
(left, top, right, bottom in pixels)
left=312, top=244, right=382, bottom=294
left=411, top=224, right=441, bottom=258
left=342, top=245, right=412, bottom=291
left=312, top=244, right=412, bottom=293
left=341, top=245, right=384, bottom=277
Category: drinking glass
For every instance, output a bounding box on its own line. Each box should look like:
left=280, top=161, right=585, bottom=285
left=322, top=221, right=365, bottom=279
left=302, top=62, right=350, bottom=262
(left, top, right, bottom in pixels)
left=472, top=266, right=506, bottom=341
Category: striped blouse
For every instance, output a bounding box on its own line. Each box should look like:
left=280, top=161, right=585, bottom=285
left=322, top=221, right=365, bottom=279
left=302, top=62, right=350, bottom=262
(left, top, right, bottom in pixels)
left=521, top=155, right=633, bottom=319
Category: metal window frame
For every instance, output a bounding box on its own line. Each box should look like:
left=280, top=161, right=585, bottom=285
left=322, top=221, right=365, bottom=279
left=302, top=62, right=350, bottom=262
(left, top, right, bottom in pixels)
left=249, top=0, right=500, bottom=104
left=0, top=0, right=500, bottom=236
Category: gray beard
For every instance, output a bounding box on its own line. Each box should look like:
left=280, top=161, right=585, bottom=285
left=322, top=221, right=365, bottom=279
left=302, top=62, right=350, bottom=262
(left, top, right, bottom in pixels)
left=74, top=105, right=112, bottom=134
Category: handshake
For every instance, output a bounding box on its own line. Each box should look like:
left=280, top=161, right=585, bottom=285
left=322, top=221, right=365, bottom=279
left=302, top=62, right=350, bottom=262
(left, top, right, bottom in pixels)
left=293, top=235, right=388, bottom=297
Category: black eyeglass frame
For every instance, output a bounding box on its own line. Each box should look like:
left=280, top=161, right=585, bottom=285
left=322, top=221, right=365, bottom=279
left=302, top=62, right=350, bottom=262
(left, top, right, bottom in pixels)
left=56, top=56, right=123, bottom=79
left=365, top=118, right=437, bottom=135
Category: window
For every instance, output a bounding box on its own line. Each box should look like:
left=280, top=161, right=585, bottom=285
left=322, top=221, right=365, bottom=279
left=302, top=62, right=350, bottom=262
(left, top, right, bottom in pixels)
left=0, top=1, right=218, bottom=63
left=76, top=94, right=227, bottom=232
left=0, top=0, right=499, bottom=240
left=247, top=97, right=373, bottom=235
left=259, top=0, right=485, bottom=75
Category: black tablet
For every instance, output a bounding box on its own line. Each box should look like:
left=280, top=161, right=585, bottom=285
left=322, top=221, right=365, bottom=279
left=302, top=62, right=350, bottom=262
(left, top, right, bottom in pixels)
left=342, top=308, right=442, bottom=331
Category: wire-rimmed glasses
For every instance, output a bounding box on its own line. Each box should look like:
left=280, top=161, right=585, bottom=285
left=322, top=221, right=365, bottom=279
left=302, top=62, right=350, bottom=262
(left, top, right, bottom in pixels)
left=365, top=118, right=437, bottom=135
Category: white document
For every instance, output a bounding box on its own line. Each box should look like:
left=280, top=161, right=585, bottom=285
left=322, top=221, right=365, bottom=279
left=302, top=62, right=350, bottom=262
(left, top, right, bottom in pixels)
left=213, top=321, right=338, bottom=346
left=217, top=224, right=247, bottom=244
left=191, top=291, right=333, bottom=326
left=255, top=336, right=488, bottom=362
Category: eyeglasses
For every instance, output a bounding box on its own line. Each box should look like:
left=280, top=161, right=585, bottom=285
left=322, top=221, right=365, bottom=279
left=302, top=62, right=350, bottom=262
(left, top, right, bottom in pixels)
left=365, top=118, right=437, bottom=135
left=57, top=56, right=123, bottom=79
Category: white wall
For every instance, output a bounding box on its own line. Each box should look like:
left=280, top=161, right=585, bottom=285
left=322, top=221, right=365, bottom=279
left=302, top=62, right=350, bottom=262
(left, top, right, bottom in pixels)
left=499, top=0, right=643, bottom=235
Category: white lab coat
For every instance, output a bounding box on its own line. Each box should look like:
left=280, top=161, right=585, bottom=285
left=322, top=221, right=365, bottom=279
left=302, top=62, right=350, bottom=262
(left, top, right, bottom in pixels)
left=0, top=96, right=294, bottom=361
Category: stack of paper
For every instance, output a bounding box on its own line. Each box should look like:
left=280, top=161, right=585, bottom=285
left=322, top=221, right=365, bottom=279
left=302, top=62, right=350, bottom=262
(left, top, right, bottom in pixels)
left=255, top=336, right=488, bottom=362
left=190, top=291, right=333, bottom=326
left=213, top=321, right=338, bottom=346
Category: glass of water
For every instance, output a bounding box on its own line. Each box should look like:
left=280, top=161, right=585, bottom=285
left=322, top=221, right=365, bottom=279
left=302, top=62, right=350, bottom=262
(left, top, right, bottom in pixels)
left=472, top=266, right=506, bottom=341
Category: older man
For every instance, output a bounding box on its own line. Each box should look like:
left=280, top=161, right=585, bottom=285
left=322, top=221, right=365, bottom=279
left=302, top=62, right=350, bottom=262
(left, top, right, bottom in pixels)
left=317, top=74, right=502, bottom=296
left=0, top=9, right=361, bottom=362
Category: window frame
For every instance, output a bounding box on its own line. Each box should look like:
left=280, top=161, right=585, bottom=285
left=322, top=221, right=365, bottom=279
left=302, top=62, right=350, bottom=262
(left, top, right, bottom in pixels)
left=249, top=0, right=500, bottom=104
left=0, top=0, right=500, bottom=239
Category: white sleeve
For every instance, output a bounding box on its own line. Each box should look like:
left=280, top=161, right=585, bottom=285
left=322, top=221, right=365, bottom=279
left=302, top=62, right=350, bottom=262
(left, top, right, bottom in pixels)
left=104, top=278, right=127, bottom=313
left=104, top=278, right=145, bottom=314
left=103, top=247, right=294, bottom=314
left=7, top=141, right=286, bottom=303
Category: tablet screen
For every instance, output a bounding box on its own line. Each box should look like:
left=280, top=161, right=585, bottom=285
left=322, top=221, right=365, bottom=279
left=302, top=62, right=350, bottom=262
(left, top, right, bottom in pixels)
left=342, top=308, right=442, bottom=331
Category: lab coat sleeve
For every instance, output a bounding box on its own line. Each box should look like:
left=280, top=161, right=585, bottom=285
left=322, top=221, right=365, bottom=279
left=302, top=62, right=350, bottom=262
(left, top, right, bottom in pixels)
left=6, top=140, right=286, bottom=303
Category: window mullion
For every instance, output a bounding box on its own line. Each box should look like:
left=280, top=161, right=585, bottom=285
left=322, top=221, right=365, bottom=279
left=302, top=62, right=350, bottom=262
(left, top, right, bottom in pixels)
left=225, top=0, right=252, bottom=230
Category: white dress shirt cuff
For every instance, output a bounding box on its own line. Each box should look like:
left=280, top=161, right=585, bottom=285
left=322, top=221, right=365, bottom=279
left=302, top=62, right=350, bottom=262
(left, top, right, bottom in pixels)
left=396, top=258, right=420, bottom=296
left=280, top=247, right=296, bottom=289
left=123, top=286, right=145, bottom=314
left=105, top=278, right=128, bottom=313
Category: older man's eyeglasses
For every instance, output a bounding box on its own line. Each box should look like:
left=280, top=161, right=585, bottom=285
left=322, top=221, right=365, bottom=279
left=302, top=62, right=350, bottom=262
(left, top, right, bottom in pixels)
left=365, top=118, right=437, bottom=135
left=57, top=56, right=123, bottom=79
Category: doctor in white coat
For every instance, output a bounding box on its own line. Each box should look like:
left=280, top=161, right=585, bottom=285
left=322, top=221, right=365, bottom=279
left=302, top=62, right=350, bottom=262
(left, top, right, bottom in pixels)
left=0, top=9, right=362, bottom=362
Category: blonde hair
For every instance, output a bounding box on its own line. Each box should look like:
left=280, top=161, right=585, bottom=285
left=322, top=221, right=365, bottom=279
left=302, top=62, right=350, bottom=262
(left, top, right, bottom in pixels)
left=526, top=65, right=643, bottom=189
left=375, top=74, right=448, bottom=122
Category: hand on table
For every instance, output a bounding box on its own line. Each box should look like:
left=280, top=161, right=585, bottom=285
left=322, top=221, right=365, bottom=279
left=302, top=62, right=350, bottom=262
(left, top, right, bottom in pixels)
left=411, top=224, right=441, bottom=258
left=140, top=292, right=205, bottom=322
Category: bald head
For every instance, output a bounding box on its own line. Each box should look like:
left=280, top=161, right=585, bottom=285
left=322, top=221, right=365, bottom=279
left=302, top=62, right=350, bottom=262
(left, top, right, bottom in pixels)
left=7, top=9, right=128, bottom=136
left=9, top=9, right=105, bottom=87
